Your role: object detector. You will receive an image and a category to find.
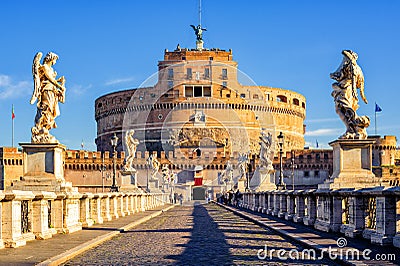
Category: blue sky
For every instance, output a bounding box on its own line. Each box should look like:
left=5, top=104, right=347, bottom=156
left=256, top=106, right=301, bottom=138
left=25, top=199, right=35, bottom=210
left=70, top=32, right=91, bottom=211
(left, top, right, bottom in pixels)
left=0, top=0, right=399, bottom=150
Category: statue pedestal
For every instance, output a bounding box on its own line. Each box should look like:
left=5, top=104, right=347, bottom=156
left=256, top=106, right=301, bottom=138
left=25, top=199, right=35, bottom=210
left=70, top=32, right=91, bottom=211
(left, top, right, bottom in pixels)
left=237, top=178, right=246, bottom=192
left=120, top=169, right=138, bottom=191
left=10, top=143, right=73, bottom=192
left=196, top=40, right=204, bottom=50
left=319, top=139, right=380, bottom=189
left=250, top=167, right=276, bottom=191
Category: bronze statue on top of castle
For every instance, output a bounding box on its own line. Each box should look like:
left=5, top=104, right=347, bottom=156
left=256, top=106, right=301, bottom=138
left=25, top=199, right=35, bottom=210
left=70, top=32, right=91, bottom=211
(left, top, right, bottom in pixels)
left=123, top=129, right=139, bottom=171
left=30, top=52, right=66, bottom=143
left=330, top=50, right=370, bottom=139
left=190, top=24, right=207, bottom=41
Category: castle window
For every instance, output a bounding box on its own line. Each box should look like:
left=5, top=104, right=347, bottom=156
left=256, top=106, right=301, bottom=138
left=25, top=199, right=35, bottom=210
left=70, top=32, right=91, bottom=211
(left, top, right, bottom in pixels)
left=204, top=68, right=210, bottom=79
left=97, top=102, right=103, bottom=108
left=253, top=94, right=259, bottom=99
left=226, top=93, right=231, bottom=98
left=304, top=171, right=310, bottom=177
left=203, top=87, right=211, bottom=97
left=302, top=102, right=306, bottom=108
left=168, top=68, right=174, bottom=79
left=240, top=93, right=246, bottom=99
left=314, top=170, right=319, bottom=177
left=293, top=98, right=300, bottom=106
left=277, top=95, right=287, bottom=103
left=222, top=81, right=227, bottom=88
left=168, top=81, right=173, bottom=89
left=187, top=68, right=192, bottom=79
left=194, top=86, right=202, bottom=97
left=222, top=68, right=228, bottom=79
left=185, top=86, right=193, bottom=97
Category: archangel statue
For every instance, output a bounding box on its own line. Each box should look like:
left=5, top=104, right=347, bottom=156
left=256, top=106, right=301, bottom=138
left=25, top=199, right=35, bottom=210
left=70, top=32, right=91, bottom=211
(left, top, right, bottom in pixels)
left=30, top=52, right=66, bottom=143
left=330, top=50, right=370, bottom=139
left=237, top=153, right=249, bottom=180
left=123, top=129, right=139, bottom=171
left=258, top=130, right=274, bottom=171
left=190, top=24, right=207, bottom=41
left=147, top=154, right=160, bottom=180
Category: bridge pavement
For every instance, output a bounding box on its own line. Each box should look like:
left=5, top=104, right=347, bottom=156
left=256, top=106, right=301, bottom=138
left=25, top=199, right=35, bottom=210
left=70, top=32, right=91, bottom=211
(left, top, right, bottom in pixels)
left=63, top=202, right=336, bottom=265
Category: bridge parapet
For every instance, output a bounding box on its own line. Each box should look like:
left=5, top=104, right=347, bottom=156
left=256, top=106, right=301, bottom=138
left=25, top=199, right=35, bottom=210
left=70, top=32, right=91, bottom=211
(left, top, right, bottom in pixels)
left=0, top=190, right=168, bottom=249
left=239, top=187, right=400, bottom=247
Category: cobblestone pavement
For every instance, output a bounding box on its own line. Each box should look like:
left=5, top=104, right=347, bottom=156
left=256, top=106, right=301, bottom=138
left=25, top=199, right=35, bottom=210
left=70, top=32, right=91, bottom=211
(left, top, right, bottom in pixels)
left=64, top=203, right=337, bottom=265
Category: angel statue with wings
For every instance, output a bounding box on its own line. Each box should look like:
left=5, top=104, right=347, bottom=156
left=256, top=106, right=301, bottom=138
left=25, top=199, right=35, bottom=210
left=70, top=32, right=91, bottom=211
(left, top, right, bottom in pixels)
left=190, top=24, right=207, bottom=41
left=30, top=52, right=66, bottom=143
left=123, top=129, right=140, bottom=171
left=259, top=130, right=274, bottom=171
left=330, top=50, right=370, bottom=139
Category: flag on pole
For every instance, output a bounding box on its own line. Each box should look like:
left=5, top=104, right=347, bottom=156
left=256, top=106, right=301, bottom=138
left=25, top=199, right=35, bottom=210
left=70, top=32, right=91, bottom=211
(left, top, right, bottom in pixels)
left=12, top=105, right=15, bottom=119
left=316, top=139, right=319, bottom=148
left=375, top=103, right=382, bottom=112
left=81, top=140, right=84, bottom=149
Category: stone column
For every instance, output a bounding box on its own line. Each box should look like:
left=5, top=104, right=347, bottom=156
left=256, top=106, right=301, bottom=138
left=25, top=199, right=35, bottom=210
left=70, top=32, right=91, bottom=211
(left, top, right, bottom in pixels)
left=79, top=193, right=94, bottom=227
left=303, top=190, right=317, bottom=226
left=278, top=192, right=287, bottom=218
left=63, top=191, right=83, bottom=234
left=1, top=190, right=35, bottom=248
left=124, top=193, right=131, bottom=215
left=254, top=193, right=260, bottom=212
left=371, top=194, right=397, bottom=245
left=340, top=194, right=365, bottom=238
left=117, top=193, right=125, bottom=217
left=293, top=191, right=305, bottom=223
left=262, top=192, right=268, bottom=213
left=314, top=193, right=342, bottom=232
left=267, top=192, right=274, bottom=215
left=285, top=191, right=295, bottom=221
left=110, top=193, right=119, bottom=219
left=272, top=191, right=280, bottom=216
left=52, top=194, right=65, bottom=233
left=393, top=193, right=400, bottom=248
left=91, top=194, right=104, bottom=224
left=101, top=193, right=112, bottom=222
left=32, top=191, right=57, bottom=239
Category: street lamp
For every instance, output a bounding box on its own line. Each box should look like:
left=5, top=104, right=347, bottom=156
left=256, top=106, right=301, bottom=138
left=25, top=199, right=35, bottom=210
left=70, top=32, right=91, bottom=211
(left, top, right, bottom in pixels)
left=110, top=133, right=119, bottom=192
left=291, top=150, right=295, bottom=190
left=276, top=131, right=286, bottom=190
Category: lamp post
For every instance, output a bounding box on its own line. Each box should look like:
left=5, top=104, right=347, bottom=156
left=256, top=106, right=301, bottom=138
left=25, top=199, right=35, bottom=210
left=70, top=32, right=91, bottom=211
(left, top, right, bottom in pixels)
left=291, top=150, right=295, bottom=191
left=110, top=133, right=119, bottom=192
left=276, top=131, right=286, bottom=190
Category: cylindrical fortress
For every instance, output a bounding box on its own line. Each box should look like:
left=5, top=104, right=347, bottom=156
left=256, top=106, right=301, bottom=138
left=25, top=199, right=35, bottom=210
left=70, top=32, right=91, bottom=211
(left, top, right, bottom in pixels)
left=95, top=48, right=306, bottom=171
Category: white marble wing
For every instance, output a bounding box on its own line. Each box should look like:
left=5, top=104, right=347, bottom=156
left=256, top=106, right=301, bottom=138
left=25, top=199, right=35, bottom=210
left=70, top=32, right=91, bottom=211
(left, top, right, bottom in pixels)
left=30, top=52, right=42, bottom=104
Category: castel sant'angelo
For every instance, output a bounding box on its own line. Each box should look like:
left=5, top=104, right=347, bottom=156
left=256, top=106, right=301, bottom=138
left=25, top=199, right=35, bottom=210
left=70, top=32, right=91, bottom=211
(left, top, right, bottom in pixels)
left=94, top=26, right=306, bottom=191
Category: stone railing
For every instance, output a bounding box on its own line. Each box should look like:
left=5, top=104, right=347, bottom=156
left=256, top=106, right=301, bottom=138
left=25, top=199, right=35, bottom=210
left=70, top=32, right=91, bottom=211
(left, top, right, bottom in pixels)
left=0, top=190, right=168, bottom=248
left=239, top=186, right=400, bottom=247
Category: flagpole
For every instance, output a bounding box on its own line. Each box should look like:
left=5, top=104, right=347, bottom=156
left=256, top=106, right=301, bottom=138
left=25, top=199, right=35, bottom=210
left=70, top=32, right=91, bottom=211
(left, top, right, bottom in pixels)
left=12, top=104, right=14, bottom=147
left=375, top=108, right=377, bottom=135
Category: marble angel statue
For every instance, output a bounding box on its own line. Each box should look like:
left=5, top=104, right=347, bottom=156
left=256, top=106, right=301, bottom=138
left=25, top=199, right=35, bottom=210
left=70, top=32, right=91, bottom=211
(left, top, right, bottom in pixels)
left=30, top=52, right=66, bottom=143
left=147, top=154, right=160, bottom=180
left=330, top=50, right=370, bottom=139
left=237, top=153, right=249, bottom=180
left=123, top=129, right=139, bottom=171
left=259, top=130, right=274, bottom=171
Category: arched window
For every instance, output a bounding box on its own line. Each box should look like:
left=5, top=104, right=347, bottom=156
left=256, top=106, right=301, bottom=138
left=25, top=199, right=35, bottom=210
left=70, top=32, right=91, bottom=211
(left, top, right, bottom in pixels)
left=293, top=98, right=300, bottom=106
left=277, top=95, right=287, bottom=103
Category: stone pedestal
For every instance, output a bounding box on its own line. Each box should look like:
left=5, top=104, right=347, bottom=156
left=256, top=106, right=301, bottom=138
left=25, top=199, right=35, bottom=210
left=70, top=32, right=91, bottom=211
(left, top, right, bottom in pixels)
left=196, top=40, right=204, bottom=50
left=62, top=191, right=82, bottom=234
left=303, top=192, right=317, bottom=226
left=293, top=193, right=305, bottom=223
left=285, top=193, right=295, bottom=220
left=120, top=169, right=138, bottom=191
left=237, top=178, right=246, bottom=192
left=10, top=143, right=67, bottom=192
left=371, top=196, right=396, bottom=245
left=250, top=167, right=276, bottom=191
left=319, top=139, right=379, bottom=189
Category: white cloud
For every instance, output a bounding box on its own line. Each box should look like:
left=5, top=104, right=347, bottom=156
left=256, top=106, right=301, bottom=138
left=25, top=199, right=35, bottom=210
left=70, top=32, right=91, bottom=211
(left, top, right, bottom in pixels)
left=105, top=77, right=136, bottom=86
left=306, top=117, right=339, bottom=123
left=0, top=74, right=31, bottom=100
left=69, top=84, right=92, bottom=96
left=305, top=128, right=342, bottom=137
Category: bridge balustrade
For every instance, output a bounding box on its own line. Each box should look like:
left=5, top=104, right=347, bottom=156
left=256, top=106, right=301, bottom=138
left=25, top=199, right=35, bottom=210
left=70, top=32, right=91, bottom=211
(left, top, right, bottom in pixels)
left=0, top=190, right=167, bottom=249
left=240, top=187, right=400, bottom=247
